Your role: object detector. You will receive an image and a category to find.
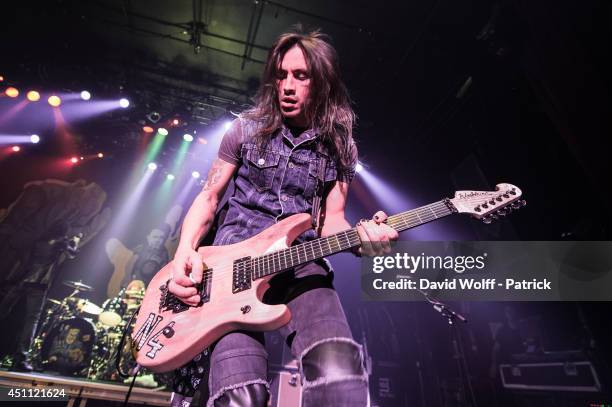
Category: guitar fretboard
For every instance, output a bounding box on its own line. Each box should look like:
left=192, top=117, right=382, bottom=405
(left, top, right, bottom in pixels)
left=250, top=199, right=454, bottom=280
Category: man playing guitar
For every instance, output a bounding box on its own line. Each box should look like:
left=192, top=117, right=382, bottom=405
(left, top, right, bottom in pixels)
left=168, top=27, right=398, bottom=406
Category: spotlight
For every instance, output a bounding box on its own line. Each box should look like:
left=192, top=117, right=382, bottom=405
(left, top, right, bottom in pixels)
left=355, top=162, right=364, bottom=173
left=0, top=75, right=4, bottom=82
left=167, top=174, right=175, bottom=181
left=224, top=121, right=232, bottom=131
left=48, top=95, right=61, bottom=107
left=157, top=128, right=168, bottom=136
left=26, top=91, right=40, bottom=102
left=183, top=133, right=193, bottom=142
left=148, top=162, right=158, bottom=171
left=119, top=98, right=130, bottom=108
left=97, top=152, right=104, bottom=158
left=12, top=146, right=20, bottom=152
left=191, top=171, right=200, bottom=179
left=172, top=119, right=180, bottom=126
left=80, top=90, right=91, bottom=100
left=30, top=134, right=40, bottom=144
left=143, top=126, right=154, bottom=134
left=146, top=111, right=161, bottom=123
left=70, top=157, right=78, bottom=163
left=5, top=87, right=19, bottom=98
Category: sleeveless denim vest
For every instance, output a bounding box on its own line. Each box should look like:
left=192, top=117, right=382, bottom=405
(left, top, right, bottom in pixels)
left=213, top=118, right=338, bottom=247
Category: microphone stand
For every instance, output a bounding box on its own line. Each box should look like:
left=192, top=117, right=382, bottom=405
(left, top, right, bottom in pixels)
left=406, top=280, right=476, bottom=407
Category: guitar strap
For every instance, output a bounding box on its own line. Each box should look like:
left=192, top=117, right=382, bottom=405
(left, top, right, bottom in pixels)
left=311, top=141, right=328, bottom=230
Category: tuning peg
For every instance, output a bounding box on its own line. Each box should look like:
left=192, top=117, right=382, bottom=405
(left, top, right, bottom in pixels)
left=497, top=209, right=507, bottom=216
left=482, top=216, right=493, bottom=224
left=511, top=202, right=521, bottom=210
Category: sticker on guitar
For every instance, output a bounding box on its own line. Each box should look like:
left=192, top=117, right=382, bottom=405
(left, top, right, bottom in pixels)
left=133, top=312, right=176, bottom=359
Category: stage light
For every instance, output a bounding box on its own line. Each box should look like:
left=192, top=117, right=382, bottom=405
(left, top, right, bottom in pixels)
left=30, top=134, right=40, bottom=144
left=148, top=162, right=157, bottom=171
left=12, top=146, right=20, bottom=152
left=80, top=156, right=84, bottom=160
left=48, top=95, right=61, bottom=107
left=5, top=87, right=19, bottom=98
left=157, top=127, right=168, bottom=136
left=167, top=174, right=175, bottom=181
left=97, top=152, right=104, bottom=158
left=192, top=171, right=200, bottom=179
left=146, top=111, right=161, bottom=123
left=355, top=162, right=364, bottom=173
left=172, top=119, right=180, bottom=126
left=119, top=98, right=130, bottom=108
left=143, top=126, right=154, bottom=134
left=183, top=133, right=193, bottom=142
left=70, top=157, right=78, bottom=163
left=224, top=121, right=232, bottom=131
left=26, top=91, right=40, bottom=102
left=80, top=90, right=91, bottom=100
left=0, top=75, right=4, bottom=82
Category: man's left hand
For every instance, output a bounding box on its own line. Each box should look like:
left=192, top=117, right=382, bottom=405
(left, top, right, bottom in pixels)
left=355, top=210, right=399, bottom=256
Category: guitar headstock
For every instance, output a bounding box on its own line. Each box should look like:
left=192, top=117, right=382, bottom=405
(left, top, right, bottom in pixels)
left=449, top=183, right=525, bottom=224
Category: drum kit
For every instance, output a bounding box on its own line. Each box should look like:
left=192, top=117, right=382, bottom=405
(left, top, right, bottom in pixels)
left=30, top=280, right=145, bottom=380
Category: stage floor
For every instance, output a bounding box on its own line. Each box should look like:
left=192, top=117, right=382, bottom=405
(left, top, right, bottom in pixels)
left=0, top=369, right=171, bottom=406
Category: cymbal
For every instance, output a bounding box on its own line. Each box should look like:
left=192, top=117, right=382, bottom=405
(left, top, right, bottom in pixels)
left=47, top=298, right=62, bottom=306
left=63, top=280, right=94, bottom=292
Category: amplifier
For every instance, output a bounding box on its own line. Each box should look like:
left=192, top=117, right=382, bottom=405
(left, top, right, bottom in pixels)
left=269, top=370, right=302, bottom=407
left=500, top=361, right=601, bottom=392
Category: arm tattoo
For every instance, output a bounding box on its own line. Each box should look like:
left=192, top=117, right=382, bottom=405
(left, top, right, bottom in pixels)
left=203, top=159, right=224, bottom=191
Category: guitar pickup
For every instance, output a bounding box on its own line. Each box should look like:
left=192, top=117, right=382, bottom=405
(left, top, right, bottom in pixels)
left=159, top=270, right=212, bottom=314
left=232, top=257, right=252, bottom=293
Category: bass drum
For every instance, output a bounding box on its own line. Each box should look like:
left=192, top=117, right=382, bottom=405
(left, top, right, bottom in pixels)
left=41, top=318, right=96, bottom=376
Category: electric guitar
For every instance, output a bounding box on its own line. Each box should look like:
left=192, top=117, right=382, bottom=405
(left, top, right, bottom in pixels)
left=132, top=183, right=524, bottom=372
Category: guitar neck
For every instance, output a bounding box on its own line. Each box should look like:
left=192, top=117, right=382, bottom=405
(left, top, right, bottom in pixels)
left=251, top=199, right=456, bottom=280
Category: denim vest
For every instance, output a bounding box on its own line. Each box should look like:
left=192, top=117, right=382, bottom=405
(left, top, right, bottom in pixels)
left=213, top=118, right=338, bottom=247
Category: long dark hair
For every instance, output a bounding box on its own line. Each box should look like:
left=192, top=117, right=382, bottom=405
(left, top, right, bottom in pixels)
left=243, top=27, right=356, bottom=169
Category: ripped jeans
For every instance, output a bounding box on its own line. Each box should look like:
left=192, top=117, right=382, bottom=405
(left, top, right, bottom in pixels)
left=207, top=274, right=368, bottom=407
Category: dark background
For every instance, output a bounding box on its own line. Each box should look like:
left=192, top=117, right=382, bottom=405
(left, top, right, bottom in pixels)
left=1, top=0, right=611, bottom=406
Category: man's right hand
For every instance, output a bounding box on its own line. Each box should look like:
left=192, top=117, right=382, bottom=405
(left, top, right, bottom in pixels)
left=168, top=248, right=203, bottom=306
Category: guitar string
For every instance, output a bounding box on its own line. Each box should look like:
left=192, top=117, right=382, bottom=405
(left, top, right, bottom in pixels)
left=189, top=201, right=452, bottom=281
left=190, top=194, right=516, bottom=282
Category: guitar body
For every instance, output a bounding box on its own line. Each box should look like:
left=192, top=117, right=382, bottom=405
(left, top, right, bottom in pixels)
left=132, top=213, right=312, bottom=372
